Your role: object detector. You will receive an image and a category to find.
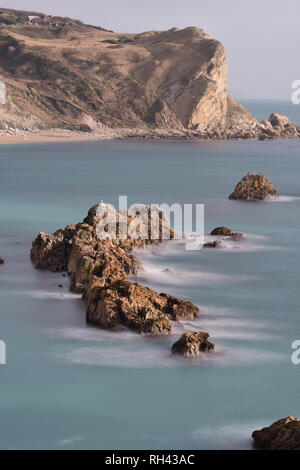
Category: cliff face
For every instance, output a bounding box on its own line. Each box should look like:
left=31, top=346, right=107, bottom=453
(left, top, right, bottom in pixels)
left=0, top=9, right=251, bottom=134
left=0, top=9, right=298, bottom=139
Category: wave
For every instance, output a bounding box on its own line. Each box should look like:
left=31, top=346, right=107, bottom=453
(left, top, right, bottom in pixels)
left=132, top=260, right=256, bottom=288
left=55, top=343, right=283, bottom=369
left=21, top=290, right=82, bottom=300
left=172, top=304, right=277, bottom=341
left=133, top=263, right=231, bottom=286
left=267, top=195, right=300, bottom=203
left=174, top=318, right=275, bottom=341
left=56, top=436, right=84, bottom=447
left=192, top=421, right=266, bottom=449
left=45, top=326, right=138, bottom=342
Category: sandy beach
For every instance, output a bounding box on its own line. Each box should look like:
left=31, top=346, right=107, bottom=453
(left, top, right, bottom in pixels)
left=0, top=128, right=120, bottom=145
left=0, top=127, right=204, bottom=145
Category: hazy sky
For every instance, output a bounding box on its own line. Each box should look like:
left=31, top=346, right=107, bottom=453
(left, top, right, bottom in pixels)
left=1, top=0, right=299, bottom=99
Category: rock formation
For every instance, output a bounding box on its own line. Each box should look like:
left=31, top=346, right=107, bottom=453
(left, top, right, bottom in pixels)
left=31, top=204, right=200, bottom=334
left=0, top=8, right=299, bottom=139
left=210, top=226, right=243, bottom=239
left=252, top=417, right=300, bottom=450
left=229, top=173, right=278, bottom=200
left=258, top=113, right=300, bottom=140
left=171, top=331, right=215, bottom=357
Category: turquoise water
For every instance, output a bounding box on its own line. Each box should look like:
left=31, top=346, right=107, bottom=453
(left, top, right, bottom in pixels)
left=0, top=138, right=300, bottom=450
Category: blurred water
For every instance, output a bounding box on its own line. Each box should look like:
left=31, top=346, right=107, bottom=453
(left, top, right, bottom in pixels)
left=0, top=135, right=300, bottom=450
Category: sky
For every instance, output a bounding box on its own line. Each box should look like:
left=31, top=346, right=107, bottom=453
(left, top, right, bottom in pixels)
left=1, top=0, right=299, bottom=100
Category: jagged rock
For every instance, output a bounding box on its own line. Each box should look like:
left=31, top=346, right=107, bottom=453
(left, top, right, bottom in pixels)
left=252, top=417, right=300, bottom=450
left=86, top=280, right=199, bottom=334
left=31, top=203, right=199, bottom=335
left=0, top=257, right=4, bottom=264
left=30, top=226, right=77, bottom=272
left=203, top=241, right=222, bottom=248
left=269, top=113, right=291, bottom=128
left=229, top=173, right=278, bottom=200
left=172, top=331, right=215, bottom=357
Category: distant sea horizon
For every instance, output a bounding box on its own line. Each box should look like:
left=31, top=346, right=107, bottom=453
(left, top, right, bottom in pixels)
left=238, top=99, right=300, bottom=126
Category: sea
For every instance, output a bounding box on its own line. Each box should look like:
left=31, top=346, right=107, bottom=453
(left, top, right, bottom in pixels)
left=0, top=100, right=300, bottom=450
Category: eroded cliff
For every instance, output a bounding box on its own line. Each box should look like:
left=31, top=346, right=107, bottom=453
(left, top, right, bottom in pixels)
left=0, top=8, right=251, bottom=135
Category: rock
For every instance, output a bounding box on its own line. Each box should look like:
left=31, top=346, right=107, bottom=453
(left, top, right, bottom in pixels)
left=0, top=257, right=4, bottom=264
left=30, top=226, right=77, bottom=272
left=210, top=226, right=233, bottom=236
left=31, top=204, right=199, bottom=335
left=229, top=172, right=278, bottom=200
left=172, top=331, right=215, bottom=357
left=252, top=416, right=300, bottom=450
left=261, top=120, right=274, bottom=131
left=210, top=226, right=243, bottom=240
left=86, top=280, right=199, bottom=334
left=203, top=241, right=222, bottom=248
left=269, top=113, right=291, bottom=128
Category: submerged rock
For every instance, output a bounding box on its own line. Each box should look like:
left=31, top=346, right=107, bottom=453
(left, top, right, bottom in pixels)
left=203, top=241, right=222, bottom=248
left=229, top=172, right=278, bottom=200
left=172, top=331, right=215, bottom=357
left=252, top=417, right=300, bottom=450
left=0, top=257, right=4, bottom=264
left=31, top=204, right=199, bottom=335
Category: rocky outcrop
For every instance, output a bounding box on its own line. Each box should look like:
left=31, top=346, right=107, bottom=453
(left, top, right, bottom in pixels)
left=269, top=113, right=291, bottom=128
left=86, top=280, right=199, bottom=334
left=171, top=331, right=215, bottom=357
left=30, top=227, right=77, bottom=272
left=252, top=417, right=300, bottom=450
left=0, top=257, right=4, bottom=264
left=229, top=173, right=278, bottom=200
left=258, top=113, right=300, bottom=140
left=210, top=226, right=243, bottom=239
left=31, top=203, right=200, bottom=334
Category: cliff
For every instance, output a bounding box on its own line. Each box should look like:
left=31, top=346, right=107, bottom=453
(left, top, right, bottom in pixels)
left=0, top=7, right=299, bottom=139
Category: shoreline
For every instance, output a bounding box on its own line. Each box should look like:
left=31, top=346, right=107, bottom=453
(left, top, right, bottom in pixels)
left=1, top=126, right=300, bottom=146
left=0, top=129, right=120, bottom=145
